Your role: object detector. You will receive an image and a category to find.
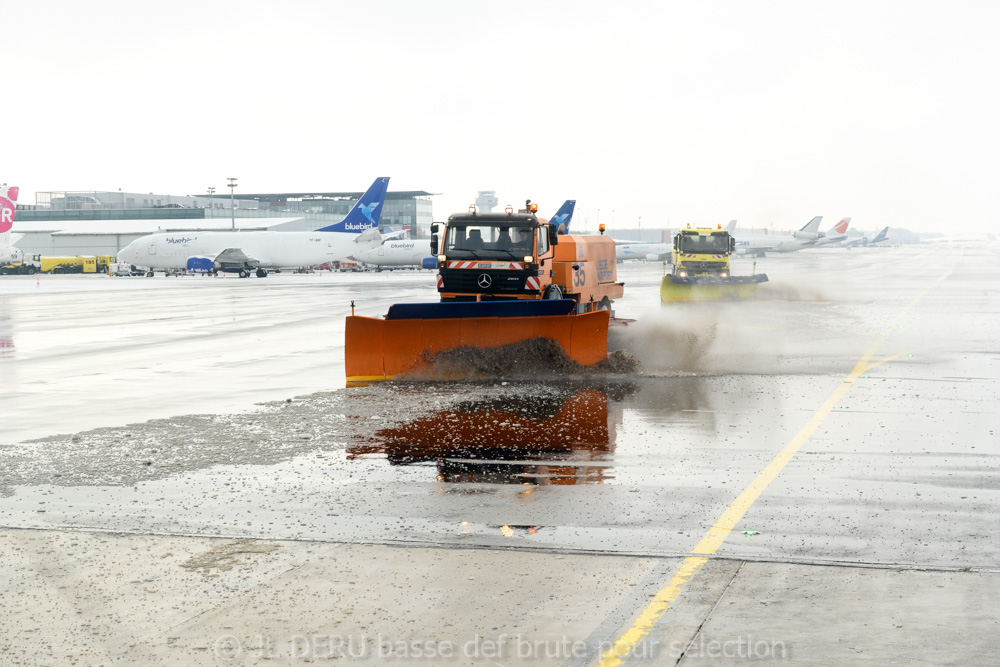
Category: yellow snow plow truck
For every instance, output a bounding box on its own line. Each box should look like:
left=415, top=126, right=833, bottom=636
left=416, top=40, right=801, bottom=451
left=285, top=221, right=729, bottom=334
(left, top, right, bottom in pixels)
left=660, top=225, right=768, bottom=302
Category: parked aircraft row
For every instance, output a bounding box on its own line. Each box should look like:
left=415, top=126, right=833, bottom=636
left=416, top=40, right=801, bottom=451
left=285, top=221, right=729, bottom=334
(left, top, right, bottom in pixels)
left=613, top=217, right=890, bottom=262
left=3, top=180, right=890, bottom=274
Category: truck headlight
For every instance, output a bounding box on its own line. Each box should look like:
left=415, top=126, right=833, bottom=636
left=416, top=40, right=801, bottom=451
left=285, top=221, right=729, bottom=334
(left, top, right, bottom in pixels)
left=678, top=270, right=687, bottom=278
left=437, top=254, right=446, bottom=262
left=720, top=271, right=728, bottom=278
left=523, top=255, right=533, bottom=263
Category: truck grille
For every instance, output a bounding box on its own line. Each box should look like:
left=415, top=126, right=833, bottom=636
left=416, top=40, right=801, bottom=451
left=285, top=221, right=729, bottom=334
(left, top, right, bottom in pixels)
left=440, top=270, right=534, bottom=294
left=679, top=261, right=727, bottom=271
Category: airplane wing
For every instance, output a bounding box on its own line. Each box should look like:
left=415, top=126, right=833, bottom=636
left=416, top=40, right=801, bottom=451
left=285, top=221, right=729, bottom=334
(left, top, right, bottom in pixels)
left=354, top=227, right=383, bottom=248
left=205, top=248, right=262, bottom=269
left=9, top=233, right=23, bottom=244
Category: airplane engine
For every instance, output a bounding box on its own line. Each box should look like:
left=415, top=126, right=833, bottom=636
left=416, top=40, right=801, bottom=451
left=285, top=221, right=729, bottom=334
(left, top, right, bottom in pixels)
left=421, top=256, right=437, bottom=270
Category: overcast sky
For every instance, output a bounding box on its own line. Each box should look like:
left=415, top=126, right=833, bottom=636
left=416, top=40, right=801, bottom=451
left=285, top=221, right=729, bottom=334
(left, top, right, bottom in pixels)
left=6, top=1, right=998, bottom=235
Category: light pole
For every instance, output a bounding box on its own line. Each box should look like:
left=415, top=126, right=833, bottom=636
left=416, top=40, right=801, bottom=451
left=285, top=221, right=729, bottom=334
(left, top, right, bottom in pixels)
left=207, top=186, right=215, bottom=211
left=227, top=178, right=237, bottom=231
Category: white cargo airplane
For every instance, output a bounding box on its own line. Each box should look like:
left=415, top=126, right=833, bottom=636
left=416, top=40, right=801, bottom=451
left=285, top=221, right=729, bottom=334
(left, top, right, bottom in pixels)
left=0, top=185, right=25, bottom=265
left=732, top=216, right=824, bottom=256
left=117, top=177, right=390, bottom=277
left=354, top=200, right=578, bottom=270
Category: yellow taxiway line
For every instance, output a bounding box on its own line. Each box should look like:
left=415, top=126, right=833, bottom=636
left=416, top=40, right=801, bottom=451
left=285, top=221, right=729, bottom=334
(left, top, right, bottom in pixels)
left=597, top=272, right=950, bottom=666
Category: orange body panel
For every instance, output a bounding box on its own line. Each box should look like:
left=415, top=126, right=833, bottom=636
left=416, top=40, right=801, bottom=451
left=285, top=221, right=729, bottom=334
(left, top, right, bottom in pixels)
left=345, top=310, right=610, bottom=382
left=551, top=235, right=624, bottom=304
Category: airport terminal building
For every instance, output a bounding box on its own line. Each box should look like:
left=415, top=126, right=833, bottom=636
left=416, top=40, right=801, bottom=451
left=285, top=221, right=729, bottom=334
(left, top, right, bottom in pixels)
left=14, top=188, right=436, bottom=257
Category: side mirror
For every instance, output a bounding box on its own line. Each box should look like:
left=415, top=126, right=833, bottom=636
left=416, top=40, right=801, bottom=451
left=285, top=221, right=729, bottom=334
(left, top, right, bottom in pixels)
left=548, top=225, right=558, bottom=246
left=430, top=235, right=438, bottom=256
left=430, top=223, right=440, bottom=234
left=730, top=237, right=735, bottom=251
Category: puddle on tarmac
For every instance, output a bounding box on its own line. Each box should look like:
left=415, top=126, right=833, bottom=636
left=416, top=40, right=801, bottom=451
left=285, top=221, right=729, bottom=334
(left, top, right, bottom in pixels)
left=350, top=384, right=636, bottom=485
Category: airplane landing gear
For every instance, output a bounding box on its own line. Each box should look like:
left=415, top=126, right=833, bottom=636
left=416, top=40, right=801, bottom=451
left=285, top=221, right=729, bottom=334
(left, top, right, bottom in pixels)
left=238, top=269, right=250, bottom=278
left=256, top=268, right=268, bottom=278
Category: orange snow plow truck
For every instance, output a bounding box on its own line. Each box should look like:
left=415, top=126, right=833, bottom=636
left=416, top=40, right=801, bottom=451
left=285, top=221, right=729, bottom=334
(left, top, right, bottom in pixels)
left=345, top=201, right=625, bottom=383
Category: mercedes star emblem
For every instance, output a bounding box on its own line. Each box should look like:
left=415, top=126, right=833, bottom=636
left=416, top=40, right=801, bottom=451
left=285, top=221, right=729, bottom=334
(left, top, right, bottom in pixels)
left=477, top=273, right=492, bottom=288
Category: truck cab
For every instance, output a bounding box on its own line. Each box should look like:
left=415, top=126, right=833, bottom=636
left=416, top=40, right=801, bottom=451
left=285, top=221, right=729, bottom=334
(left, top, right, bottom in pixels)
left=432, top=202, right=623, bottom=313
left=671, top=226, right=736, bottom=279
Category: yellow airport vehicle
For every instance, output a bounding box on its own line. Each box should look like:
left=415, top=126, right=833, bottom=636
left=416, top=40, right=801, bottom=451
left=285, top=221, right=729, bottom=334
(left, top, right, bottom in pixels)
left=0, top=255, right=118, bottom=275
left=660, top=225, right=768, bottom=301
left=0, top=255, right=40, bottom=275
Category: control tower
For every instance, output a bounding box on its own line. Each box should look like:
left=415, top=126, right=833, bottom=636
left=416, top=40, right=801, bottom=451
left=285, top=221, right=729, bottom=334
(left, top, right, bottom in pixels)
left=475, top=190, right=498, bottom=213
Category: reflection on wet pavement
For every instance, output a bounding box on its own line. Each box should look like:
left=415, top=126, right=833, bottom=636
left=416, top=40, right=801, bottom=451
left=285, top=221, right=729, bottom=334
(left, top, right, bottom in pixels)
left=350, top=385, right=636, bottom=485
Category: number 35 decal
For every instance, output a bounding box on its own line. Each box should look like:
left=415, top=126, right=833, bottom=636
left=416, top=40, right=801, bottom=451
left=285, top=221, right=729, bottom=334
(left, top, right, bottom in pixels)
left=572, top=265, right=587, bottom=287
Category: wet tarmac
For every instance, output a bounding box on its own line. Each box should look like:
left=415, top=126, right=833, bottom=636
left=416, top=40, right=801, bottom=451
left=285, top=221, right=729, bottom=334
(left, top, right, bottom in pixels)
left=1, top=244, right=998, bottom=664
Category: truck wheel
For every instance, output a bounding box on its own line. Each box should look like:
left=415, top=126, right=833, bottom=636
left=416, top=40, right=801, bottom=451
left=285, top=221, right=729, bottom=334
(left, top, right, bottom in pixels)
left=27, top=266, right=36, bottom=275
left=146, top=271, right=154, bottom=277
left=598, top=297, right=612, bottom=311
left=543, top=285, right=563, bottom=300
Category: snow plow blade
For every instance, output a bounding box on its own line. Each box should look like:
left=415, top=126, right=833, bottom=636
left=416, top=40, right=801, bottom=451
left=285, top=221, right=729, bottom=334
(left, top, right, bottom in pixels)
left=345, top=300, right=610, bottom=384
left=660, top=274, right=769, bottom=302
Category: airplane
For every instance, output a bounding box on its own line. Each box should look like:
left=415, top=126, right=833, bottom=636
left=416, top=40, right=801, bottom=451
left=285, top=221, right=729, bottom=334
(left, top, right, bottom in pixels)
left=811, top=218, right=851, bottom=247
left=616, top=241, right=670, bottom=262
left=730, top=216, right=824, bottom=256
left=117, top=177, right=390, bottom=277
left=353, top=200, right=577, bottom=270
left=380, top=226, right=408, bottom=241
left=868, top=226, right=890, bottom=245
left=0, top=185, right=25, bottom=265
left=840, top=225, right=886, bottom=248
left=788, top=216, right=824, bottom=240
left=549, top=199, right=576, bottom=234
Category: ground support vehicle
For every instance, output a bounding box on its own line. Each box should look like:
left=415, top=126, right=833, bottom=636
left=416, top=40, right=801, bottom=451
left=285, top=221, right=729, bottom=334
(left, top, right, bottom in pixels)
left=0, top=256, right=40, bottom=275
left=660, top=226, right=768, bottom=301
left=32, top=255, right=118, bottom=274
left=109, top=262, right=151, bottom=277
left=345, top=203, right=626, bottom=383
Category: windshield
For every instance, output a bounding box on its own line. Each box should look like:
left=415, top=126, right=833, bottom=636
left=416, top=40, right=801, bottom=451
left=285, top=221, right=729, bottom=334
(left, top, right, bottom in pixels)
left=678, top=233, right=730, bottom=254
left=444, top=224, right=535, bottom=258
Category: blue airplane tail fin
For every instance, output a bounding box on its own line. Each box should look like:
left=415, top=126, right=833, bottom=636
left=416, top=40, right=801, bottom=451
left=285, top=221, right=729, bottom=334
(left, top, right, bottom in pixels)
left=871, top=226, right=889, bottom=244
left=317, top=177, right=390, bottom=233
left=549, top=200, right=576, bottom=234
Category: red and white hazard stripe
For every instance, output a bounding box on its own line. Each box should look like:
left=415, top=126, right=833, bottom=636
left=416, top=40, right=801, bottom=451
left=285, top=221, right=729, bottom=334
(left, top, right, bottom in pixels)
left=446, top=261, right=524, bottom=270
left=436, top=274, right=443, bottom=289
left=525, top=276, right=540, bottom=290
